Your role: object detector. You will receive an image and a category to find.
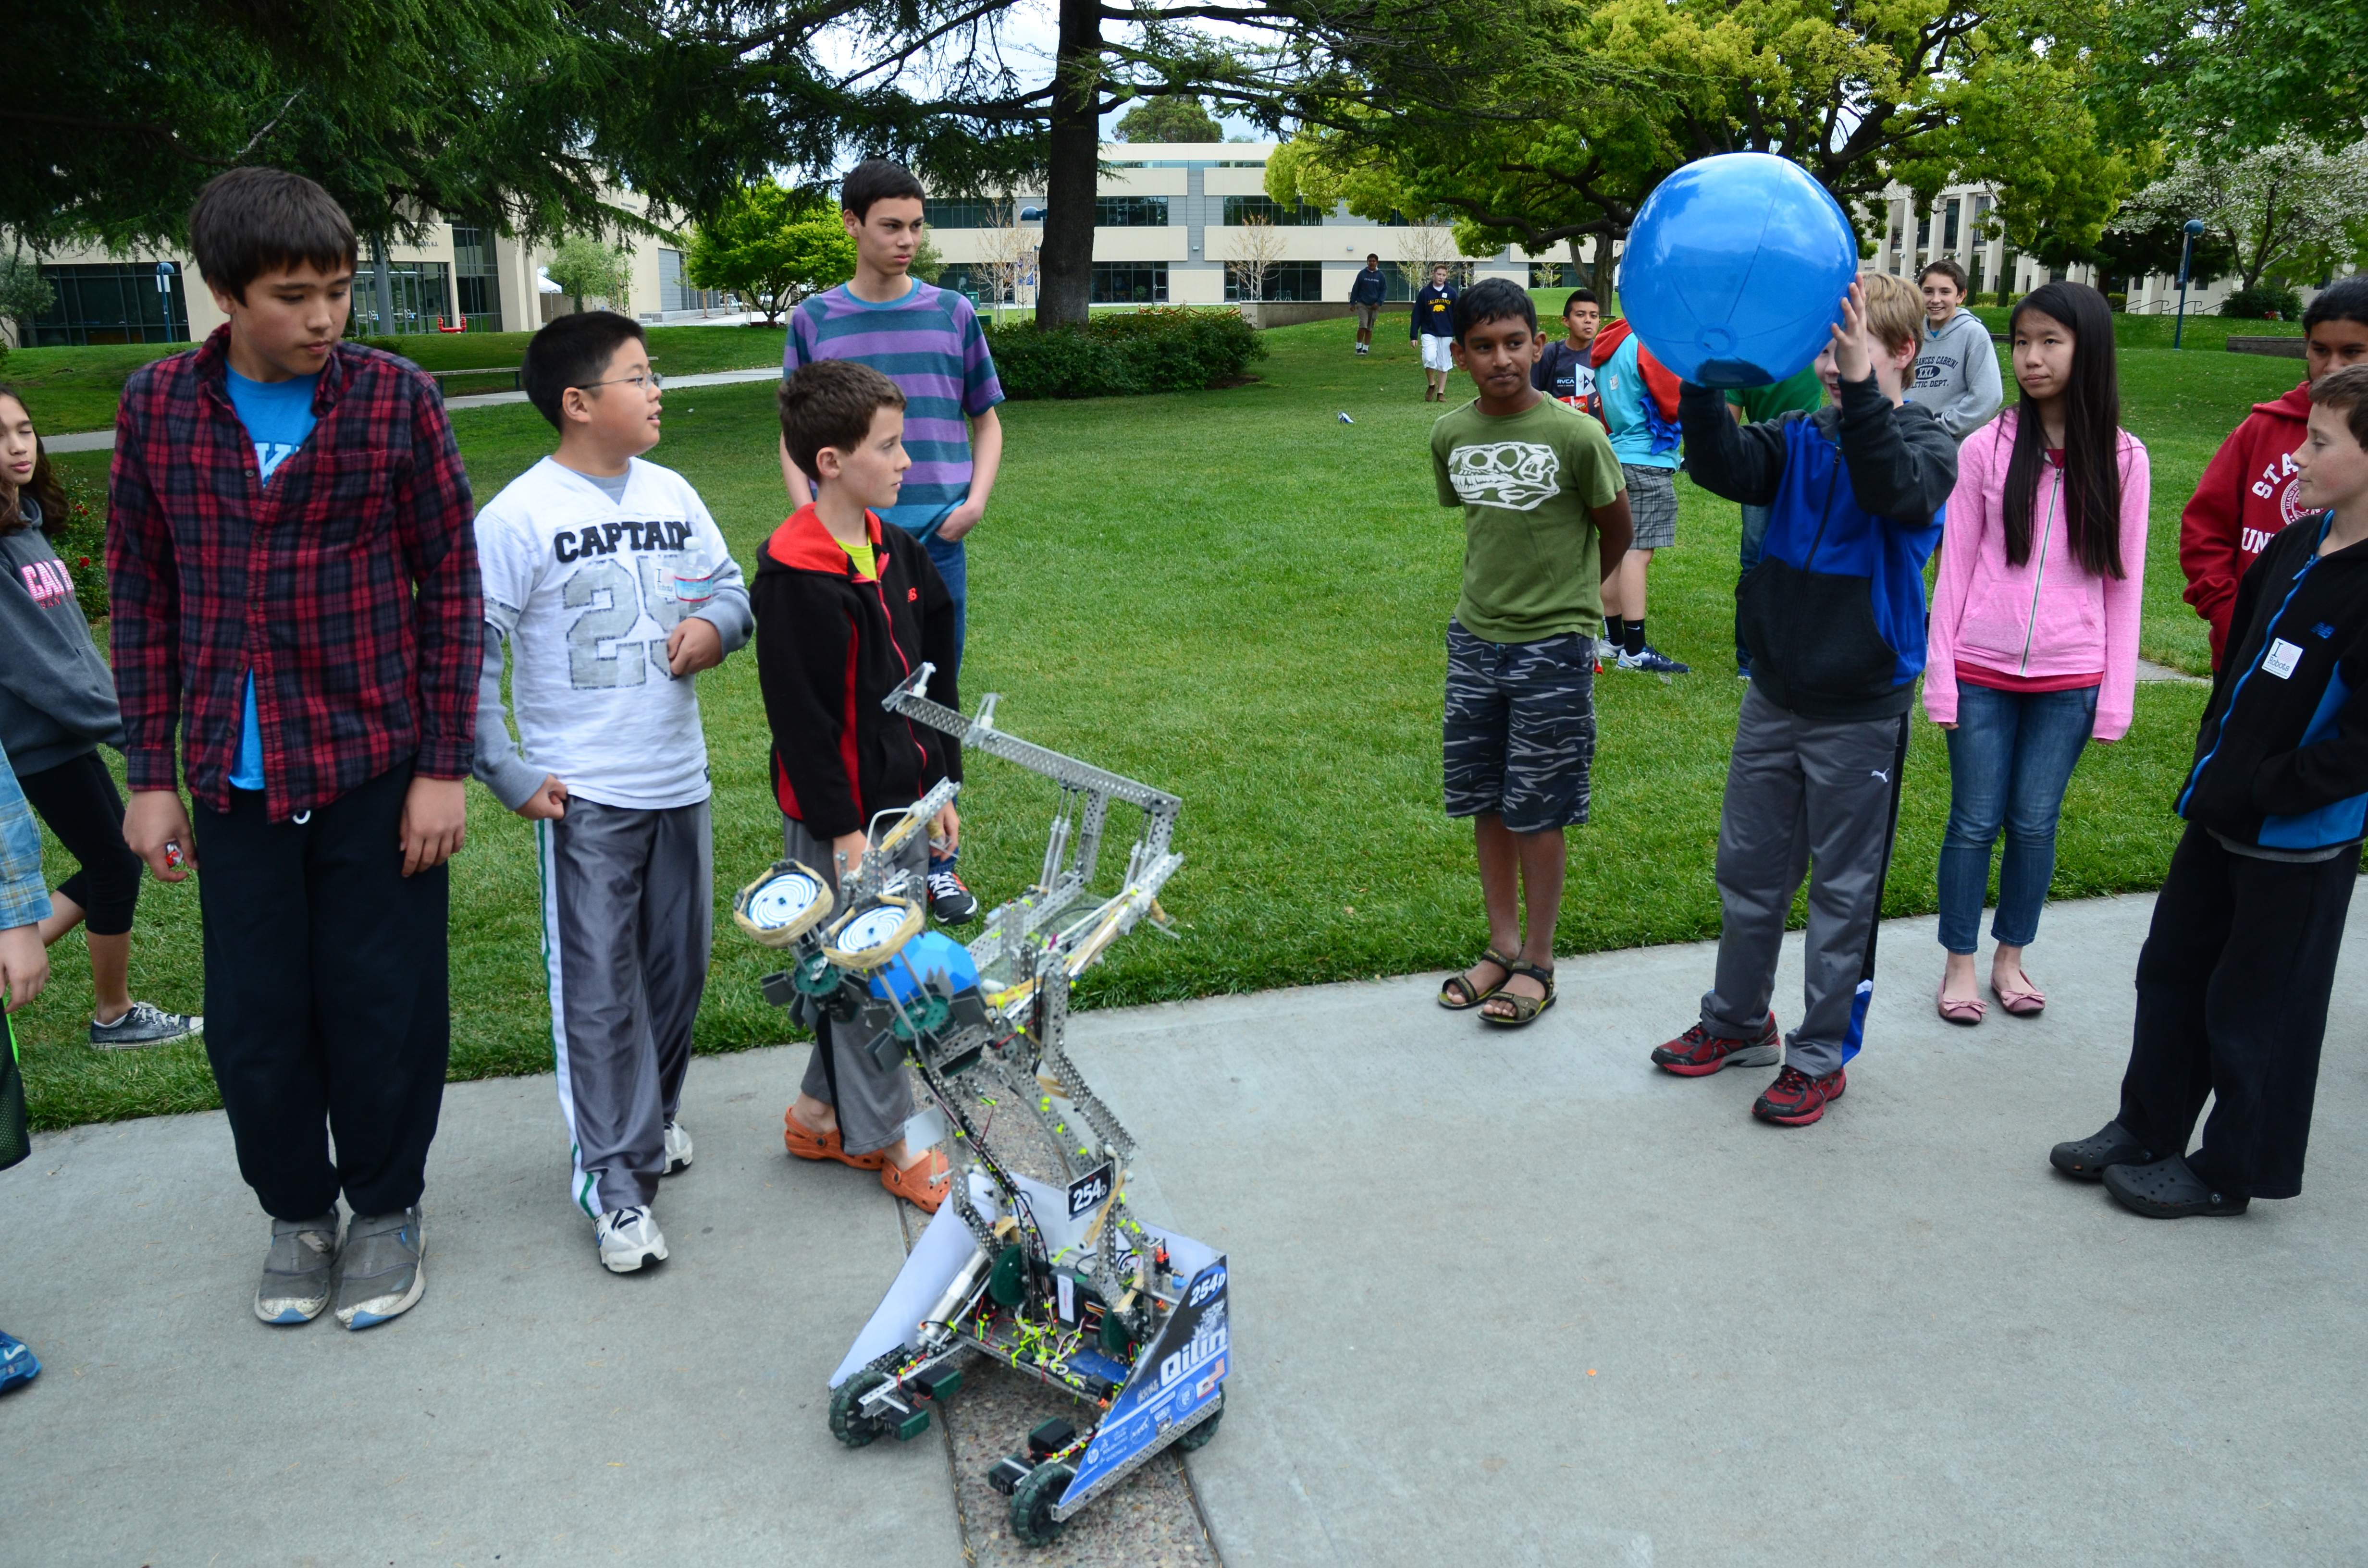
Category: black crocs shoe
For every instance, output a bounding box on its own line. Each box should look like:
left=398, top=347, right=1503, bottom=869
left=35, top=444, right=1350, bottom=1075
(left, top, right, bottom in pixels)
left=2049, top=1121, right=2150, bottom=1182
left=2102, top=1154, right=2250, bottom=1218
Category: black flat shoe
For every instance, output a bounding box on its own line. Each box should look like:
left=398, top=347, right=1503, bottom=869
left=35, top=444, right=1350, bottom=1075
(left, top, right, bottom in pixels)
left=2050, top=1121, right=2150, bottom=1182
left=2102, top=1154, right=2250, bottom=1218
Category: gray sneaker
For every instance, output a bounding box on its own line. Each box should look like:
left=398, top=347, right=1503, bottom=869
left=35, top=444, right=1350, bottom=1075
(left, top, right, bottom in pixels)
left=254, top=1212, right=341, bottom=1325
left=90, top=1001, right=203, bottom=1050
left=333, top=1207, right=425, bottom=1330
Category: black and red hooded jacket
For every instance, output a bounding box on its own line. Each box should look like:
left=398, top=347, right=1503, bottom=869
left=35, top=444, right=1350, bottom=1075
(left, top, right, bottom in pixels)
left=752, top=505, right=960, bottom=840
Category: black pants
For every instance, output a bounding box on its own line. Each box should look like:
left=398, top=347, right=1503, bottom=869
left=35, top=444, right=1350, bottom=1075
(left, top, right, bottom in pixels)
left=2117, top=824, right=2358, bottom=1200
left=196, top=764, right=450, bottom=1220
left=17, top=749, right=142, bottom=936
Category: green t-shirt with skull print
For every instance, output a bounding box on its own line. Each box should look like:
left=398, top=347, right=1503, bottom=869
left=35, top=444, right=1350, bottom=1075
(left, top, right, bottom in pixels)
left=1429, top=394, right=1625, bottom=644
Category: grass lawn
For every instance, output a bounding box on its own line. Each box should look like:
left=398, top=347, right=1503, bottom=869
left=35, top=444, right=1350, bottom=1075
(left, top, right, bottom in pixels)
left=24, top=313, right=2293, bottom=1129
left=2, top=323, right=782, bottom=433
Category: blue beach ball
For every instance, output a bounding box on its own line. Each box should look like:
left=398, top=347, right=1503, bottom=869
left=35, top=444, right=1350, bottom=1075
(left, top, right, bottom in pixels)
left=1616, top=153, right=1860, bottom=389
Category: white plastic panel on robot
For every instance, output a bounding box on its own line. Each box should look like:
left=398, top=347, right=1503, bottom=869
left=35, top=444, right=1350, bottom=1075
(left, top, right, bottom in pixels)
left=828, top=1170, right=1221, bottom=1389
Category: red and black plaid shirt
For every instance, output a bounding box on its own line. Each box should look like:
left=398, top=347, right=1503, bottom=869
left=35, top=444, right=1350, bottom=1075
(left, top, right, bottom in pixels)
left=108, top=328, right=481, bottom=819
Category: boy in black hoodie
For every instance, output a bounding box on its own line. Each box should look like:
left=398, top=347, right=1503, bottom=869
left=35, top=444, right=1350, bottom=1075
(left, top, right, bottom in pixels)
left=756, top=359, right=962, bottom=1213
left=2052, top=365, right=2368, bottom=1218
left=1647, top=275, right=1958, bottom=1127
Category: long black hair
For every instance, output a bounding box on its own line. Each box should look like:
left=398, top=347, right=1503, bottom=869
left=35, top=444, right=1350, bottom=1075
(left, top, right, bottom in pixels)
left=2002, top=282, right=2125, bottom=579
left=0, top=386, right=67, bottom=539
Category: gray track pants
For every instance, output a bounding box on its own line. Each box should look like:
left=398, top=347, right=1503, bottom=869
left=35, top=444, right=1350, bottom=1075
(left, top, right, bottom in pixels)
left=784, top=814, right=930, bottom=1157
left=1699, top=686, right=1910, bottom=1078
left=539, top=798, right=712, bottom=1215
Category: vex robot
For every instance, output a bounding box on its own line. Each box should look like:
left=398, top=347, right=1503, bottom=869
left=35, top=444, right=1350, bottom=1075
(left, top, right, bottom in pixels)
left=732, top=668, right=1229, bottom=1546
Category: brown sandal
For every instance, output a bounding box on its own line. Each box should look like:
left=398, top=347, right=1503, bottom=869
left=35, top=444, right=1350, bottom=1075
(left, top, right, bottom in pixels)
left=783, top=1107, right=887, bottom=1170
left=1480, top=961, right=1555, bottom=1027
left=1440, top=948, right=1517, bottom=1011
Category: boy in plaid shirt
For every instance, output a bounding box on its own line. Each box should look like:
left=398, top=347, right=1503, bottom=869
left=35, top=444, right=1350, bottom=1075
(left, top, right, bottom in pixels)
left=109, top=168, right=481, bottom=1331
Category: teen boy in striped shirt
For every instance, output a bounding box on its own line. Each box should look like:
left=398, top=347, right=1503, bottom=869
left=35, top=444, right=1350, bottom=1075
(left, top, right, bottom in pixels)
left=782, top=159, right=1004, bottom=925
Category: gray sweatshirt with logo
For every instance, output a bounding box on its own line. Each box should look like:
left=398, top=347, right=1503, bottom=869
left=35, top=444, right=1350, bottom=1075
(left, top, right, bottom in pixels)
left=1907, top=309, right=2005, bottom=441
left=0, top=500, right=125, bottom=775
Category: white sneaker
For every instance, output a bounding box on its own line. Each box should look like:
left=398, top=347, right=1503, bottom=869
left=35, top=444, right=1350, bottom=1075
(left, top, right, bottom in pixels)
left=662, top=1120, right=693, bottom=1176
left=595, top=1207, right=669, bottom=1274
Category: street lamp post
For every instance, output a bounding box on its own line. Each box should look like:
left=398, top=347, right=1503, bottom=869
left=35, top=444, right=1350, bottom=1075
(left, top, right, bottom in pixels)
left=2174, top=218, right=2206, bottom=350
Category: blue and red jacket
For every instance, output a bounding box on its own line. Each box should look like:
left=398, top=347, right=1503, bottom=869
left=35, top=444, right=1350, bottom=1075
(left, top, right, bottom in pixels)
left=752, top=505, right=960, bottom=839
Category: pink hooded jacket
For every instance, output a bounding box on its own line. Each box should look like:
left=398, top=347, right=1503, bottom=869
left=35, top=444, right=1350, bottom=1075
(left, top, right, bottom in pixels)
left=1923, top=409, right=2151, bottom=742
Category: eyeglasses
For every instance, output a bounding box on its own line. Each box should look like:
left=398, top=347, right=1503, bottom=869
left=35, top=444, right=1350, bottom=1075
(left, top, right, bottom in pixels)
left=579, top=370, right=662, bottom=392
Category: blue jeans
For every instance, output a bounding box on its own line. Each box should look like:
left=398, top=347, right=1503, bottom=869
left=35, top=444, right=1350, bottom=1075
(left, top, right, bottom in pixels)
left=1736, top=503, right=1772, bottom=670
left=1935, top=683, right=2098, bottom=954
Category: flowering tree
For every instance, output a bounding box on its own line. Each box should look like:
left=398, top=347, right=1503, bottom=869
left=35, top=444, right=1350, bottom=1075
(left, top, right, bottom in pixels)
left=1225, top=215, right=1289, bottom=304
left=2120, top=142, right=2368, bottom=291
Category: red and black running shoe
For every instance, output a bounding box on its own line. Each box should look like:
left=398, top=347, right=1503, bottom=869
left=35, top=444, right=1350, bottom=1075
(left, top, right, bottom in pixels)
left=1650, top=1013, right=1782, bottom=1078
left=1752, top=1065, right=1846, bottom=1127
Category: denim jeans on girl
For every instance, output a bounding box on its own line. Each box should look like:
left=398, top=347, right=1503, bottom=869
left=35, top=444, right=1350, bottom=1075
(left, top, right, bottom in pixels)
left=1936, top=683, right=2098, bottom=954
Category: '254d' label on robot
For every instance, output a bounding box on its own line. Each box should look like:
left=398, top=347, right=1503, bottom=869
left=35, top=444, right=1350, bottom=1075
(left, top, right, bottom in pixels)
left=1066, top=1262, right=1230, bottom=1499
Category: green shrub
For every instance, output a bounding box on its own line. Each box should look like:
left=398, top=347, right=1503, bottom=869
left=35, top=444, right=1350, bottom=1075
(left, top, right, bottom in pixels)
left=985, top=309, right=1265, bottom=400
left=52, top=466, right=110, bottom=624
left=2106, top=292, right=2128, bottom=313
left=2220, top=283, right=2304, bottom=321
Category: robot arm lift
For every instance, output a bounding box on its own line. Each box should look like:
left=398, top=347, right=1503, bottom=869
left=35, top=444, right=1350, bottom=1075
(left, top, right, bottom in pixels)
left=731, top=667, right=1227, bottom=1545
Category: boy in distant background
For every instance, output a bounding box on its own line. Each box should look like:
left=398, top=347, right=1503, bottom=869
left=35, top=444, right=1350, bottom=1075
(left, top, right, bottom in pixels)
left=1650, top=274, right=1956, bottom=1128
left=1413, top=264, right=1459, bottom=402
left=1350, top=254, right=1388, bottom=355
left=1532, top=289, right=1601, bottom=409
left=2181, top=275, right=2368, bottom=668
left=1908, top=259, right=2003, bottom=441
left=1589, top=312, right=1688, bottom=673
left=474, top=310, right=750, bottom=1274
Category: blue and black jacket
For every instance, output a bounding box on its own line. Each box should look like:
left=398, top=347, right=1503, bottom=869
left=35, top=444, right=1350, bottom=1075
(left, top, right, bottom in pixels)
left=2178, top=512, right=2368, bottom=854
left=1679, top=375, right=1958, bottom=721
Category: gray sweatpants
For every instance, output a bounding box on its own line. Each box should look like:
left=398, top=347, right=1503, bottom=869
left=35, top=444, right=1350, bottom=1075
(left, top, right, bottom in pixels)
left=539, top=798, right=713, bottom=1215
left=1699, top=686, right=1910, bottom=1078
left=784, top=813, right=931, bottom=1158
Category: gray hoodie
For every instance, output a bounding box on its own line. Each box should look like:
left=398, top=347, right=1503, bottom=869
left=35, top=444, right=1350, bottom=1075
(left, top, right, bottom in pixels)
left=0, top=499, right=125, bottom=774
left=1907, top=308, right=2004, bottom=441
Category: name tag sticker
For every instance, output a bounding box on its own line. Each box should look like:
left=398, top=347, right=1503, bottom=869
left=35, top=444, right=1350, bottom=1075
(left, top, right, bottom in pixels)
left=2263, top=638, right=2304, bottom=679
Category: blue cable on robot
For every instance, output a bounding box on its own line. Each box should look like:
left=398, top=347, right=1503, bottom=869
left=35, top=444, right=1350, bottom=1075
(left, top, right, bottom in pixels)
left=731, top=666, right=1229, bottom=1547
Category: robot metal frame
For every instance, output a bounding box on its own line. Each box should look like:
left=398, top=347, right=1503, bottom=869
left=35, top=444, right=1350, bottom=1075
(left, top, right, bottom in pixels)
left=731, top=665, right=1230, bottom=1545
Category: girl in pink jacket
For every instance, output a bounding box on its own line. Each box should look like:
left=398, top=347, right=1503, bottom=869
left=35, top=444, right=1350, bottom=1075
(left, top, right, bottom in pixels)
left=1924, top=281, right=2150, bottom=1023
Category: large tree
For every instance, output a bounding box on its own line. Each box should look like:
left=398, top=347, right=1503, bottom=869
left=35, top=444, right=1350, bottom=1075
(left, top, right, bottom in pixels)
left=1116, top=95, right=1224, bottom=143
left=2102, top=0, right=2368, bottom=159
left=685, top=182, right=858, bottom=323
left=1266, top=0, right=2143, bottom=289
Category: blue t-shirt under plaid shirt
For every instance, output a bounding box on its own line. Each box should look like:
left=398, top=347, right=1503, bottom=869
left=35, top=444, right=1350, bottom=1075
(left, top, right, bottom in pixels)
left=783, top=281, right=1005, bottom=538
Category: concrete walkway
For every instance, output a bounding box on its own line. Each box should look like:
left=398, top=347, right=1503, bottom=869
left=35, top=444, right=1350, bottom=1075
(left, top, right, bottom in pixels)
left=41, top=367, right=782, bottom=453
left=9, top=890, right=2367, bottom=1565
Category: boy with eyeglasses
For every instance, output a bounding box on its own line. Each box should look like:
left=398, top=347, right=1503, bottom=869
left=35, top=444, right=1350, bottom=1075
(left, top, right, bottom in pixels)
left=472, top=310, right=751, bottom=1274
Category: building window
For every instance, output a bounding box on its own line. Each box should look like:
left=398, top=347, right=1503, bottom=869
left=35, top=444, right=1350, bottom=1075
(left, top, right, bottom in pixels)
left=1530, top=262, right=1580, bottom=288
left=1225, top=261, right=1322, bottom=302
left=1095, top=196, right=1171, bottom=227
left=1090, top=262, right=1168, bottom=304
left=1917, top=210, right=1931, bottom=248
left=924, top=198, right=1001, bottom=230
left=1943, top=198, right=1961, bottom=252
left=349, top=259, right=452, bottom=336
left=452, top=226, right=503, bottom=331
left=25, top=262, right=189, bottom=346
left=1221, top=196, right=1324, bottom=227
left=938, top=264, right=1011, bottom=306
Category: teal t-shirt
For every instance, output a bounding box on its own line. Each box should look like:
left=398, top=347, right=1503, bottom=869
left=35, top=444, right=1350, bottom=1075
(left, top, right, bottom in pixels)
left=1596, top=337, right=1677, bottom=470
left=222, top=367, right=321, bottom=790
left=1726, top=365, right=1826, bottom=424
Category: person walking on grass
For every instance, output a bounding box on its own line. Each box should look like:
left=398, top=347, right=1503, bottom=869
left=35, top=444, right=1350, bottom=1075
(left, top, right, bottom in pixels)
left=110, top=167, right=479, bottom=1331
left=1350, top=254, right=1387, bottom=355
left=1923, top=282, right=2149, bottom=1025
left=1413, top=264, right=1458, bottom=403
left=0, top=733, right=55, bottom=1395
left=2181, top=276, right=2368, bottom=669
left=1908, top=259, right=2004, bottom=441
left=1648, top=275, right=1955, bottom=1127
left=782, top=159, right=1003, bottom=926
left=0, top=390, right=198, bottom=1048
left=1430, top=279, right=1633, bottom=1027
left=473, top=311, right=752, bottom=1276
left=1532, top=289, right=1600, bottom=409
left=2051, top=365, right=2368, bottom=1219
